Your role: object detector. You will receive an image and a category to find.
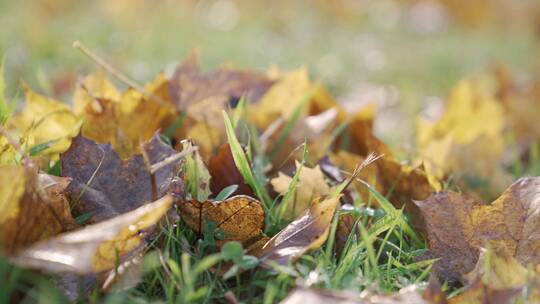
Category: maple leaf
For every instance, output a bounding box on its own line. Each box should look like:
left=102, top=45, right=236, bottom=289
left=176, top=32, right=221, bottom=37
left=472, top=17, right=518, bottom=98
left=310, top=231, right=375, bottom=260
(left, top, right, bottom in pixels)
left=74, top=72, right=176, bottom=158
left=60, top=133, right=182, bottom=223
left=271, top=161, right=331, bottom=218
left=0, top=166, right=75, bottom=254
left=208, top=143, right=254, bottom=197
left=10, top=195, right=173, bottom=274
left=250, top=67, right=312, bottom=128
left=415, top=177, right=540, bottom=283
left=177, top=195, right=265, bottom=248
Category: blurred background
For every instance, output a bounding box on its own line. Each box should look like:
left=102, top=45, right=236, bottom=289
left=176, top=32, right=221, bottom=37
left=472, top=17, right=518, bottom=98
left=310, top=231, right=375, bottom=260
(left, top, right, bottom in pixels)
left=1, top=0, right=539, bottom=144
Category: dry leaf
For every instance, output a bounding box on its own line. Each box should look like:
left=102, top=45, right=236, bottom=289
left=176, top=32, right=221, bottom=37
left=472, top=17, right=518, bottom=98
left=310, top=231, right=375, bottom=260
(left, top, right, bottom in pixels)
left=74, top=72, right=176, bottom=158
left=449, top=248, right=540, bottom=303
left=251, top=67, right=311, bottom=128
left=10, top=195, right=173, bottom=274
left=169, top=53, right=273, bottom=114
left=9, top=85, right=81, bottom=156
left=415, top=177, right=540, bottom=282
left=177, top=195, right=265, bottom=247
left=0, top=166, right=75, bottom=254
left=271, top=161, right=331, bottom=218
left=258, top=195, right=340, bottom=266
left=417, top=79, right=510, bottom=197
left=61, top=133, right=182, bottom=223
left=208, top=143, right=253, bottom=197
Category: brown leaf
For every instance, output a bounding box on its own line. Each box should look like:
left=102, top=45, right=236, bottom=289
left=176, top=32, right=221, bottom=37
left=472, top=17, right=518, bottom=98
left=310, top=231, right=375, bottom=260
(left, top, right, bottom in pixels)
left=208, top=143, right=253, bottom=197
left=169, top=52, right=273, bottom=114
left=10, top=195, right=173, bottom=274
left=0, top=166, right=76, bottom=254
left=61, top=133, right=182, bottom=223
left=258, top=195, right=340, bottom=266
left=177, top=195, right=265, bottom=247
left=415, top=177, right=540, bottom=282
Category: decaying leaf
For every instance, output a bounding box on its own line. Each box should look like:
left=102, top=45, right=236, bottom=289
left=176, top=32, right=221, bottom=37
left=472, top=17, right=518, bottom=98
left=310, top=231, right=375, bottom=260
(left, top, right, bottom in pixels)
left=415, top=177, right=540, bottom=282
left=61, top=133, right=182, bottom=223
left=10, top=195, right=173, bottom=274
left=271, top=161, right=331, bottom=218
left=177, top=195, right=265, bottom=247
left=208, top=143, right=253, bottom=197
left=0, top=166, right=75, bottom=254
left=258, top=195, right=340, bottom=266
left=9, top=85, right=81, bottom=156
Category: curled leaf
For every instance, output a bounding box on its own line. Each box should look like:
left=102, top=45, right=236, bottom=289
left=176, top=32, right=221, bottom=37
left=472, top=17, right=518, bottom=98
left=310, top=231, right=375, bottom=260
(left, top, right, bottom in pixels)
left=10, top=195, right=173, bottom=274
left=0, top=166, right=75, bottom=254
left=258, top=195, right=340, bottom=266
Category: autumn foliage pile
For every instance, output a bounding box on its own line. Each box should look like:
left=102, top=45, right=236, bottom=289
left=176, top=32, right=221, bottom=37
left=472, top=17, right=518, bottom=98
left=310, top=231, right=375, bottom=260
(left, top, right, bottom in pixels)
left=2, top=51, right=540, bottom=303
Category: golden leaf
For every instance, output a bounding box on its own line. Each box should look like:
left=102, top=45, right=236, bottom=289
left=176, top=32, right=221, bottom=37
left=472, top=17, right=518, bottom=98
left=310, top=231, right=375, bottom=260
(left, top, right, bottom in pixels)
left=271, top=161, right=331, bottom=218
left=9, top=85, right=81, bottom=156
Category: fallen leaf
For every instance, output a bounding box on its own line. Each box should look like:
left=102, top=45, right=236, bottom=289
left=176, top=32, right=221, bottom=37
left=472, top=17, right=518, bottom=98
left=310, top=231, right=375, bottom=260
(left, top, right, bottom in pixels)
left=208, top=143, right=253, bottom=197
left=271, top=161, right=331, bottom=218
left=449, top=248, right=540, bottom=303
left=177, top=195, right=265, bottom=248
left=0, top=166, right=75, bottom=254
left=169, top=52, right=273, bottom=124
left=251, top=67, right=312, bottom=128
left=415, top=177, right=540, bottom=282
left=74, top=72, right=176, bottom=158
left=10, top=195, right=173, bottom=274
left=417, top=79, right=510, bottom=197
left=61, top=133, right=182, bottom=223
left=258, top=195, right=340, bottom=266
left=9, top=85, right=81, bottom=156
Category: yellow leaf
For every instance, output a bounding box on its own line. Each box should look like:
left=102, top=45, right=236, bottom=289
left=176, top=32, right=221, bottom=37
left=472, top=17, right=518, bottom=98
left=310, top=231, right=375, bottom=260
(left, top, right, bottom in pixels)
left=271, top=161, right=330, bottom=218
left=10, top=86, right=81, bottom=156
left=74, top=72, right=175, bottom=158
left=251, top=67, right=311, bottom=128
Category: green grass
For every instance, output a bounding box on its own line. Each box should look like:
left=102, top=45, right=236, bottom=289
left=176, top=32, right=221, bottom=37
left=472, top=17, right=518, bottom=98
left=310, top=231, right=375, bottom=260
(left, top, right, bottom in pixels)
left=1, top=110, right=437, bottom=304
